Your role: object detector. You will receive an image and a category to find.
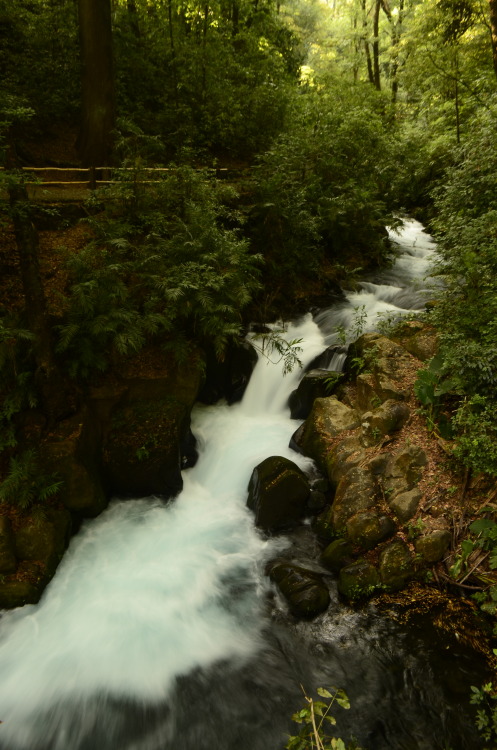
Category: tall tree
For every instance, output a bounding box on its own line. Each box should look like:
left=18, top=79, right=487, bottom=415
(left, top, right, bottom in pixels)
left=77, top=0, right=115, bottom=166
left=490, top=0, right=497, bottom=79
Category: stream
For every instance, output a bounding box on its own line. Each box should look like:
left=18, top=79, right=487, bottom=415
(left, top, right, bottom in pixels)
left=0, top=219, right=488, bottom=750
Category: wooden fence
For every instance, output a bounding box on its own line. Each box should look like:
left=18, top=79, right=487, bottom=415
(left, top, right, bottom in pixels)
left=0, top=166, right=246, bottom=201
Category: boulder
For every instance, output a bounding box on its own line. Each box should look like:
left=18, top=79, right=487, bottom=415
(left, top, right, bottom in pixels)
left=0, top=580, right=41, bottom=609
left=326, top=434, right=366, bottom=486
left=291, top=398, right=360, bottom=475
left=379, top=539, right=413, bottom=591
left=338, top=559, right=380, bottom=600
left=198, top=340, right=258, bottom=405
left=247, top=456, right=310, bottom=532
left=268, top=562, right=330, bottom=618
left=0, top=516, right=17, bottom=574
left=288, top=370, right=344, bottom=420
left=103, top=397, right=190, bottom=498
left=415, top=530, right=451, bottom=563
left=41, top=410, right=108, bottom=517
left=330, top=465, right=378, bottom=533
left=320, top=539, right=354, bottom=573
left=14, top=508, right=72, bottom=578
left=383, top=444, right=427, bottom=499
left=346, top=510, right=396, bottom=551
left=361, top=400, right=411, bottom=446
left=349, top=333, right=414, bottom=410
left=389, top=488, right=423, bottom=523
left=392, top=321, right=439, bottom=362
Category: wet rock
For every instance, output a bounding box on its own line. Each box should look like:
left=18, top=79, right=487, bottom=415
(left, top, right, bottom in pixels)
left=14, top=509, right=72, bottom=577
left=389, top=488, right=423, bottom=523
left=361, top=400, right=410, bottom=446
left=41, top=409, right=107, bottom=517
left=307, top=490, right=328, bottom=512
left=338, top=559, right=380, bottom=600
left=0, top=516, right=17, bottom=574
left=415, top=530, right=452, bottom=563
left=320, top=539, right=354, bottom=573
left=350, top=333, right=414, bottom=409
left=103, top=397, right=190, bottom=498
left=306, top=346, right=347, bottom=372
left=346, top=511, right=396, bottom=551
left=198, top=340, right=258, bottom=404
left=288, top=370, right=344, bottom=420
left=247, top=456, right=310, bottom=532
left=290, top=397, right=360, bottom=475
left=330, top=466, right=378, bottom=533
left=379, top=539, right=413, bottom=591
left=0, top=581, right=41, bottom=609
left=268, top=562, right=330, bottom=618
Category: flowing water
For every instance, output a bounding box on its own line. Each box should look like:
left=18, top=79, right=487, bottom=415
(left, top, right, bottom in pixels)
left=0, top=220, right=487, bottom=750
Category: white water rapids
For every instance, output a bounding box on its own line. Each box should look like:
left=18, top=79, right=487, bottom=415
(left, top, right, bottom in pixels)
left=1, top=220, right=480, bottom=750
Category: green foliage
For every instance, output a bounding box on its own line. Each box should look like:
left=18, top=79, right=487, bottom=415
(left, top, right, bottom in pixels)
left=0, top=449, right=63, bottom=512
left=470, top=681, right=497, bottom=747
left=58, top=159, right=261, bottom=377
left=286, top=687, right=360, bottom=750
left=250, top=330, right=303, bottom=375
left=0, top=318, right=37, bottom=452
left=414, top=353, right=458, bottom=436
left=426, top=107, right=497, bottom=475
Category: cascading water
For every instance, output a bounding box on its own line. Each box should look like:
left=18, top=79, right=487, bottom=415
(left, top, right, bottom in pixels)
left=0, top=220, right=486, bottom=750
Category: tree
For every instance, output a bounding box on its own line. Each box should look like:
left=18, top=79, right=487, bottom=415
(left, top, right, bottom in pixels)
left=77, top=0, right=115, bottom=166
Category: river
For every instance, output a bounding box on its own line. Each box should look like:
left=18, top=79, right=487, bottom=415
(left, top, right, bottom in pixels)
left=0, top=219, right=487, bottom=750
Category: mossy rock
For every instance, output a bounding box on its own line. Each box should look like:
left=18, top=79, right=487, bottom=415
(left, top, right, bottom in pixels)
left=290, top=397, right=360, bottom=475
left=247, top=456, right=310, bottom=532
left=415, top=530, right=451, bottom=563
left=338, top=559, right=380, bottom=600
left=103, top=397, right=188, bottom=498
left=361, top=400, right=410, bottom=446
left=0, top=580, right=41, bottom=609
left=379, top=539, right=413, bottom=591
left=14, top=508, right=72, bottom=578
left=41, top=410, right=108, bottom=517
left=320, top=539, right=354, bottom=573
left=330, top=466, right=378, bottom=532
left=288, top=370, right=344, bottom=420
left=389, top=488, right=422, bottom=523
left=346, top=511, right=396, bottom=551
left=0, top=516, right=17, bottom=574
left=268, top=561, right=330, bottom=619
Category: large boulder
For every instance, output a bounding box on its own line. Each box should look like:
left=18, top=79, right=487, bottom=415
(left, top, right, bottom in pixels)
left=330, top=465, right=378, bottom=533
left=197, top=340, right=258, bottom=404
left=348, top=333, right=414, bottom=410
left=291, top=397, right=360, bottom=475
left=0, top=580, right=41, bottom=609
left=383, top=444, right=427, bottom=499
left=415, top=530, right=451, bottom=563
left=0, top=516, right=17, bottom=574
left=320, top=538, right=354, bottom=573
left=103, top=397, right=190, bottom=498
left=379, top=539, right=413, bottom=591
left=361, top=400, right=410, bottom=446
left=41, top=410, right=107, bottom=517
left=346, top=510, right=395, bottom=551
left=388, top=488, right=423, bottom=523
left=268, top=561, right=330, bottom=618
left=288, top=370, right=344, bottom=420
left=338, top=559, right=380, bottom=600
left=247, top=456, right=310, bottom=532
left=14, top=508, right=72, bottom=578
left=391, top=321, right=439, bottom=362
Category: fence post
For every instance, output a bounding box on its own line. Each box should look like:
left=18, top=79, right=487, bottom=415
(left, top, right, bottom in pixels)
left=88, top=165, right=96, bottom=190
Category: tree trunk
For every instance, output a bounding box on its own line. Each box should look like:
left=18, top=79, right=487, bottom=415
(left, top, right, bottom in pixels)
left=77, top=0, right=115, bottom=167
left=373, top=0, right=381, bottom=90
left=490, top=0, right=497, bottom=80
left=361, top=0, right=375, bottom=85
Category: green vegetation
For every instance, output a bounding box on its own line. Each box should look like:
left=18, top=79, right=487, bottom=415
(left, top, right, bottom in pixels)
left=286, top=687, right=360, bottom=750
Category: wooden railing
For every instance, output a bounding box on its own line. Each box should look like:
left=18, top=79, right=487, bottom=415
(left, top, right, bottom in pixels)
left=0, top=165, right=248, bottom=201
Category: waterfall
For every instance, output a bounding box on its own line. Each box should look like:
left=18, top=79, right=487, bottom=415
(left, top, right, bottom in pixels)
left=0, top=220, right=484, bottom=750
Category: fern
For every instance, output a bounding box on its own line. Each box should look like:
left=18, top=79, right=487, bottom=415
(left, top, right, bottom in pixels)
left=0, top=450, right=63, bottom=511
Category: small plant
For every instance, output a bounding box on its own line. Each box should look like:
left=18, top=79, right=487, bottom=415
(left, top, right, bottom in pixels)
left=250, top=329, right=303, bottom=375
left=470, top=679, right=497, bottom=747
left=407, top=518, right=425, bottom=541
left=286, top=686, right=360, bottom=750
left=0, top=450, right=63, bottom=511
left=414, top=353, right=458, bottom=436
